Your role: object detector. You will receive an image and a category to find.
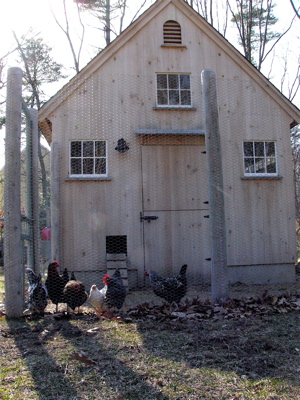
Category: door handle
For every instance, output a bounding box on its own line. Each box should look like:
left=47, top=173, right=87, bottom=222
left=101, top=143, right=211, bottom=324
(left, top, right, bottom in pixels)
left=140, top=212, right=158, bottom=223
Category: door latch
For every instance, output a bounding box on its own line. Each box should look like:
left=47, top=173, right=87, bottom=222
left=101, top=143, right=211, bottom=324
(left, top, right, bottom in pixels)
left=140, top=212, right=158, bottom=223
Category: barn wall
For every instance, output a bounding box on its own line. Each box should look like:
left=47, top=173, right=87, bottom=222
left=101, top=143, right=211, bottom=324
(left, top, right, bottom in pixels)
left=48, top=1, right=296, bottom=285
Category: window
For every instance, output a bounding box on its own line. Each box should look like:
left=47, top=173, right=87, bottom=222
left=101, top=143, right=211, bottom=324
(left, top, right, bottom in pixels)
left=243, top=141, right=277, bottom=175
left=70, top=140, right=107, bottom=176
left=163, top=20, right=182, bottom=45
left=156, top=73, right=191, bottom=107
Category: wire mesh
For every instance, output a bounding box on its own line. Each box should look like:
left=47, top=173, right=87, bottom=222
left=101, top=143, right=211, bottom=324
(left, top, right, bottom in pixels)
left=3, top=69, right=299, bottom=318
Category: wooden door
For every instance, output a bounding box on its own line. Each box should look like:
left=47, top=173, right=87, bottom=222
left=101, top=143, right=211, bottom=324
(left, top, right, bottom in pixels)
left=141, top=143, right=211, bottom=282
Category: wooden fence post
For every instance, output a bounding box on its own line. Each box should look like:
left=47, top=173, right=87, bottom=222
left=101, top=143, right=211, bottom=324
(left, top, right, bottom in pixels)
left=30, top=108, right=40, bottom=272
left=201, top=69, right=229, bottom=303
left=4, top=67, right=24, bottom=318
left=50, top=141, right=61, bottom=262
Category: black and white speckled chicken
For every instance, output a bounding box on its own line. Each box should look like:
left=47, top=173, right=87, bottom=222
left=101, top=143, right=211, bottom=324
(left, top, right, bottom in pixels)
left=63, top=278, right=88, bottom=313
left=146, top=264, right=188, bottom=305
left=25, top=268, right=48, bottom=315
left=103, top=269, right=126, bottom=311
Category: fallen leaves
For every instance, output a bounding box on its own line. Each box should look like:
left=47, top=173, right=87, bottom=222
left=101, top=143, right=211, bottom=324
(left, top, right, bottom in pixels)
left=70, top=351, right=96, bottom=366
left=126, top=292, right=300, bottom=322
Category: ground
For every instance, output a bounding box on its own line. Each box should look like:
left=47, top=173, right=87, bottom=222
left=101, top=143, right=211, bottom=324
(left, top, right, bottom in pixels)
left=0, top=273, right=299, bottom=399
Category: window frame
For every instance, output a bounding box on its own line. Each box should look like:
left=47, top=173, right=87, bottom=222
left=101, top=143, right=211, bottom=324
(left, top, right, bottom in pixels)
left=155, top=73, right=192, bottom=108
left=243, top=140, right=278, bottom=177
left=69, top=140, right=108, bottom=178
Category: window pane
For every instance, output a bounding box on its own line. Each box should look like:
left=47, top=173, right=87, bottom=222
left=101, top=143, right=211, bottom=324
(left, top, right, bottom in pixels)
left=71, top=159, right=81, bottom=174
left=83, top=141, right=94, bottom=157
left=83, top=158, right=94, bottom=174
left=180, top=75, right=190, bottom=89
left=266, top=142, right=275, bottom=157
left=181, top=90, right=191, bottom=105
left=169, top=90, right=180, bottom=105
left=157, top=90, right=168, bottom=105
left=254, top=157, right=265, bottom=173
left=168, top=74, right=179, bottom=89
left=254, top=142, right=264, bottom=157
left=266, top=158, right=276, bottom=173
left=244, top=158, right=255, bottom=173
left=95, top=141, right=106, bottom=157
left=71, top=141, right=81, bottom=157
left=243, top=142, right=254, bottom=156
left=95, top=158, right=106, bottom=174
left=157, top=74, right=167, bottom=89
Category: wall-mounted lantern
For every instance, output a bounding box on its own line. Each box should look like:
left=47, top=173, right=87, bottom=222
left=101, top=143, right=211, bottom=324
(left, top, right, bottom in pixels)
left=115, top=138, right=129, bottom=153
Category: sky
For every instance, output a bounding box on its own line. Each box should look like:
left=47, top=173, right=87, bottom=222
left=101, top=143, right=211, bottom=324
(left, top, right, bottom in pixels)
left=0, top=0, right=299, bottom=167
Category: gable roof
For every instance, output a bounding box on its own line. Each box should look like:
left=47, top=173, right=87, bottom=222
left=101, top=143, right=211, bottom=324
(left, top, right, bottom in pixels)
left=38, top=0, right=300, bottom=141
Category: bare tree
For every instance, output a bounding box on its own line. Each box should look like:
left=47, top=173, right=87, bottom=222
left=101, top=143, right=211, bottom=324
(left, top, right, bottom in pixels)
left=280, top=53, right=300, bottom=103
left=185, top=0, right=229, bottom=36
left=13, top=32, right=66, bottom=213
left=227, top=0, right=296, bottom=70
left=290, top=0, right=300, bottom=18
left=75, top=0, right=154, bottom=47
left=51, top=0, right=85, bottom=73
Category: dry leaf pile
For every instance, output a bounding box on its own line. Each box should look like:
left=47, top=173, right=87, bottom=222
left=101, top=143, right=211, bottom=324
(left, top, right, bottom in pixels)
left=125, top=291, right=300, bottom=322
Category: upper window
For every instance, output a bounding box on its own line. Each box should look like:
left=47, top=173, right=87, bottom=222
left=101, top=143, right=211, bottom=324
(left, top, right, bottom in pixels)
left=156, top=73, right=191, bottom=107
left=243, top=141, right=277, bottom=175
left=163, top=20, right=182, bottom=45
left=70, top=140, right=107, bottom=176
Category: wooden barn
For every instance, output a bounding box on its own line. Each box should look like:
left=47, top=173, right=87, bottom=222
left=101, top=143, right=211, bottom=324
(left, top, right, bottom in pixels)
left=38, top=0, right=300, bottom=288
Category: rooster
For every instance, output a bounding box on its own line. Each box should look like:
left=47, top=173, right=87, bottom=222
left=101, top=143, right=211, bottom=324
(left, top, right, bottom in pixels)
left=25, top=268, right=48, bottom=316
left=146, top=264, right=188, bottom=305
left=88, top=284, right=107, bottom=313
left=103, top=269, right=126, bottom=311
left=63, top=278, right=88, bottom=313
left=45, top=261, right=64, bottom=312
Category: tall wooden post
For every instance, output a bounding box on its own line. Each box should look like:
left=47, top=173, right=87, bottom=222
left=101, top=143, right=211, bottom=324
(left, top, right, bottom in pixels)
left=4, top=67, right=24, bottom=318
left=23, top=104, right=40, bottom=272
left=50, top=141, right=61, bottom=262
left=201, top=69, right=228, bottom=303
left=30, top=108, right=40, bottom=272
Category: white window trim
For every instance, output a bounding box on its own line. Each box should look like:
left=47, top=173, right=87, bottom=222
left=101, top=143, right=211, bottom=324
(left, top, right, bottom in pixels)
left=69, top=140, right=108, bottom=178
left=155, top=73, right=192, bottom=109
left=243, top=140, right=278, bottom=177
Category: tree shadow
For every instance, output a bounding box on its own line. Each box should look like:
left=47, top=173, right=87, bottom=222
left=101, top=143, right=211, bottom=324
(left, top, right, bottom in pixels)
left=6, top=318, right=79, bottom=399
left=133, top=310, right=300, bottom=385
left=6, top=315, right=172, bottom=400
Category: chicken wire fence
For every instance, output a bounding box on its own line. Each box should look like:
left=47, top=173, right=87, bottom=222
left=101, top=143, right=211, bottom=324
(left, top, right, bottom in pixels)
left=3, top=67, right=298, bottom=318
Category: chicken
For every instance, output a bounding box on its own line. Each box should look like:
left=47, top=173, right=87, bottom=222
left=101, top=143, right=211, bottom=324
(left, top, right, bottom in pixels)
left=88, top=284, right=107, bottom=313
left=63, top=279, right=88, bottom=313
left=103, top=269, right=126, bottom=311
left=70, top=271, right=76, bottom=281
left=45, top=261, right=64, bottom=312
left=61, top=267, right=70, bottom=288
left=25, top=268, right=48, bottom=316
left=146, top=264, right=188, bottom=305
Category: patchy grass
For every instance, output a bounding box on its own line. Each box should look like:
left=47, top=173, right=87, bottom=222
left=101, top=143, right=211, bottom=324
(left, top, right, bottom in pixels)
left=0, top=311, right=299, bottom=400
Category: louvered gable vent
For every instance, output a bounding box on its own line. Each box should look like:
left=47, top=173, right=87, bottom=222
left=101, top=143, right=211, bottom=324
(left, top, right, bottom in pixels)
left=163, top=20, right=182, bottom=45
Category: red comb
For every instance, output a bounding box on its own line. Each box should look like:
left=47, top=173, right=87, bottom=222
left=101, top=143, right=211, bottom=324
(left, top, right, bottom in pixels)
left=103, top=274, right=110, bottom=285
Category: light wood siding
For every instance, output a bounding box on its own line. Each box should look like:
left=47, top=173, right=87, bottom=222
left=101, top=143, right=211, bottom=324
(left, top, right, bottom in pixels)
left=45, top=0, right=297, bottom=283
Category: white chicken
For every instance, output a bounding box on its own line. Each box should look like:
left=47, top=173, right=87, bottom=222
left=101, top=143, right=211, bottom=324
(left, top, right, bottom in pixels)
left=88, top=284, right=107, bottom=313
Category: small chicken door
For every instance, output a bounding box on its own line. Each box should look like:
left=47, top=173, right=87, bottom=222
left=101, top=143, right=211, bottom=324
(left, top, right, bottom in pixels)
left=141, top=139, right=211, bottom=283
